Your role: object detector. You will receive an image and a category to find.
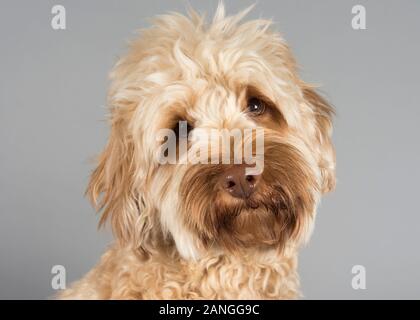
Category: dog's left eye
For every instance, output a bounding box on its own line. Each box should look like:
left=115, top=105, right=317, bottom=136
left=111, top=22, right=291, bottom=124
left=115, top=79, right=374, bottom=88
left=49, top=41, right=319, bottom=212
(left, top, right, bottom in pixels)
left=247, top=98, right=266, bottom=116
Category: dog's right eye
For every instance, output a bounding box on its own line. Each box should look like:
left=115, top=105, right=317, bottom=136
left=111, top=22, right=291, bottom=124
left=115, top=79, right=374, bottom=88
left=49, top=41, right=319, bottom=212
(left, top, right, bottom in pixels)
left=173, top=120, right=193, bottom=139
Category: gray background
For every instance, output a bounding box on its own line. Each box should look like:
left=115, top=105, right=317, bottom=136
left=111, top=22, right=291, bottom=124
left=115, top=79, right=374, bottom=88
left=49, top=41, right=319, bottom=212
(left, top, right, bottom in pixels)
left=1, top=0, right=419, bottom=299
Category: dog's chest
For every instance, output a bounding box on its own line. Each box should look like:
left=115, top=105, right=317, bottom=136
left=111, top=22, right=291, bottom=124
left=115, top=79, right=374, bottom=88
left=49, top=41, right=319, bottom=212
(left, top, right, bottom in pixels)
left=119, top=250, right=301, bottom=299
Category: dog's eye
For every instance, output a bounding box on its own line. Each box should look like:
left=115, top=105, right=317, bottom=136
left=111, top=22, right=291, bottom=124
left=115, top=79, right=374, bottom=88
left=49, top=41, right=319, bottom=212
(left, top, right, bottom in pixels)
left=247, top=98, right=266, bottom=116
left=173, top=120, right=193, bottom=139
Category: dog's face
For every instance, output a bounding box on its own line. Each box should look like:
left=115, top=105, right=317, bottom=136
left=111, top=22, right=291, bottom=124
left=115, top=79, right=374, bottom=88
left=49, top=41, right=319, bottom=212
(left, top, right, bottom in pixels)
left=88, top=6, right=335, bottom=259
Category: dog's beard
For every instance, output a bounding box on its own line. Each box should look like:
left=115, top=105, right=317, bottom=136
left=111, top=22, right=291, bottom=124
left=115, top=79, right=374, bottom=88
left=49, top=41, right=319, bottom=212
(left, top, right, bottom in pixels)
left=178, top=140, right=319, bottom=251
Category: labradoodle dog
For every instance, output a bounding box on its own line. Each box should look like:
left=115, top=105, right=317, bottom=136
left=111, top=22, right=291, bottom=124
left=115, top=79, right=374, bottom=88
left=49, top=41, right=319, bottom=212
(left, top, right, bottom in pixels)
left=60, top=4, right=335, bottom=299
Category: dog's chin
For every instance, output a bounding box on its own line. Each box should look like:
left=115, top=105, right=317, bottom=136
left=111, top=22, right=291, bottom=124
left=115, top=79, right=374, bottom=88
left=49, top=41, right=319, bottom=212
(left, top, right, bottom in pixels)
left=181, top=190, right=315, bottom=252
left=203, top=186, right=301, bottom=251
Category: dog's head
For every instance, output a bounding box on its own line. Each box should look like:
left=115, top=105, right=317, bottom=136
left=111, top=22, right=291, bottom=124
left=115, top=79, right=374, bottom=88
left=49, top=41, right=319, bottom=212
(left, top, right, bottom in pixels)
left=88, top=4, right=335, bottom=259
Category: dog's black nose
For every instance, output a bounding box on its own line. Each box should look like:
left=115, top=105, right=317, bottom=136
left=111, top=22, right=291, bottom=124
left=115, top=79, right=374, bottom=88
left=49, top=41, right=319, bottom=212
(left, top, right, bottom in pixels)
left=221, top=165, right=260, bottom=199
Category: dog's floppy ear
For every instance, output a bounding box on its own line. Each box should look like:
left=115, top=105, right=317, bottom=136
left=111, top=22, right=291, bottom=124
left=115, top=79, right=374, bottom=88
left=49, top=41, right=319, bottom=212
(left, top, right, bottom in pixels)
left=303, top=86, right=336, bottom=193
left=86, top=110, right=140, bottom=245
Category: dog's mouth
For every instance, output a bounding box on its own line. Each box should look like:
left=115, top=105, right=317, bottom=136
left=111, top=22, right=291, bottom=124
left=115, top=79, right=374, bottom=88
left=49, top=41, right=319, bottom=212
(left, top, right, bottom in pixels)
left=245, top=199, right=260, bottom=210
left=229, top=195, right=260, bottom=210
left=216, top=187, right=289, bottom=217
left=220, top=180, right=291, bottom=209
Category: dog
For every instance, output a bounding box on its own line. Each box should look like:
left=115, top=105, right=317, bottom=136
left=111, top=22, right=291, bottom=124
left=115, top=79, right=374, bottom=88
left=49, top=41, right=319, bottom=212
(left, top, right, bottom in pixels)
left=59, top=3, right=335, bottom=299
